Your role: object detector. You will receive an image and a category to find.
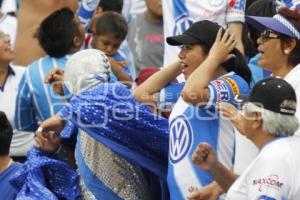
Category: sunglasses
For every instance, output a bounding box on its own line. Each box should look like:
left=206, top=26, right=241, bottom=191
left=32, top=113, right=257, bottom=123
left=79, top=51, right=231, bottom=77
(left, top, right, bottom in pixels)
left=259, top=30, right=280, bottom=42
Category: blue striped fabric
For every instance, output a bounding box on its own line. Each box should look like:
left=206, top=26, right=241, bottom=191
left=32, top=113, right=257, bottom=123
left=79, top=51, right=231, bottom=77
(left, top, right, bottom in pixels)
left=167, top=73, right=250, bottom=200
left=14, top=55, right=71, bottom=131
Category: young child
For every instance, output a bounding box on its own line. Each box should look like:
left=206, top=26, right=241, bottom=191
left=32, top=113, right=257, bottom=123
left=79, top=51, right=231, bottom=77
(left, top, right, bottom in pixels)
left=0, top=111, right=23, bottom=199
left=89, top=11, right=132, bottom=87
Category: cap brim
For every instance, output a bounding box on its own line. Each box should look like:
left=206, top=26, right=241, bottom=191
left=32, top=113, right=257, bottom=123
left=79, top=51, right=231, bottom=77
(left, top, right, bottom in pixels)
left=166, top=34, right=199, bottom=46
left=234, top=94, right=249, bottom=104
left=246, top=15, right=295, bottom=38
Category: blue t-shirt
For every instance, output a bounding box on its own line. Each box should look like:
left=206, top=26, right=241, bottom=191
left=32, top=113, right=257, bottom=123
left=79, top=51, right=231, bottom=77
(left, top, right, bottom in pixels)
left=0, top=162, right=22, bottom=200
left=165, top=73, right=250, bottom=200
left=249, top=54, right=271, bottom=87
left=15, top=55, right=70, bottom=131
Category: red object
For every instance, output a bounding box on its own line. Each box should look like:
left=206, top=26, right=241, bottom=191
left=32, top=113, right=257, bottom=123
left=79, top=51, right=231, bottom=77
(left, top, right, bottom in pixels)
left=229, top=0, right=236, bottom=7
left=135, top=67, right=178, bottom=86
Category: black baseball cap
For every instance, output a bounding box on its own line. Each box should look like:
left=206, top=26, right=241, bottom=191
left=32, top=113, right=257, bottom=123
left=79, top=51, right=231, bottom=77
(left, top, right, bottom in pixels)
left=166, top=20, right=224, bottom=48
left=236, top=77, right=297, bottom=116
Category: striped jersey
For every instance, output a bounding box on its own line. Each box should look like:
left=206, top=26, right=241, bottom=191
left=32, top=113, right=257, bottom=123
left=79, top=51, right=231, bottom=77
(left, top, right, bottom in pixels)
left=14, top=55, right=71, bottom=131
left=166, top=73, right=250, bottom=200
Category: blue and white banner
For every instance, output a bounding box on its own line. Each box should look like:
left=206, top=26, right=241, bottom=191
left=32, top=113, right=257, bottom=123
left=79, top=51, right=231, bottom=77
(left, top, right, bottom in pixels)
left=77, top=0, right=100, bottom=29
left=162, top=0, right=246, bottom=68
left=279, top=0, right=300, bottom=8
left=162, top=0, right=192, bottom=68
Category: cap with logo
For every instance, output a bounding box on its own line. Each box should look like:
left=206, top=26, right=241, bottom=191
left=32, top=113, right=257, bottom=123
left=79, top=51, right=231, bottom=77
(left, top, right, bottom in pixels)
left=236, top=77, right=297, bottom=116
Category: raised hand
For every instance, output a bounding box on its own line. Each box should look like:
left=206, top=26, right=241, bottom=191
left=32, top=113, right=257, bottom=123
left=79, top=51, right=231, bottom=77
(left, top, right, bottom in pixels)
left=208, top=28, right=237, bottom=65
left=217, top=102, right=247, bottom=134
left=44, top=68, right=65, bottom=95
left=217, top=102, right=239, bottom=120
left=192, top=142, right=217, bottom=171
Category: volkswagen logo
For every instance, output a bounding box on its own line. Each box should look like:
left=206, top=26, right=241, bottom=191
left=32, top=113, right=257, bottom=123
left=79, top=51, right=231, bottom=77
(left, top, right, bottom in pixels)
left=173, top=13, right=193, bottom=36
left=169, top=115, right=193, bottom=164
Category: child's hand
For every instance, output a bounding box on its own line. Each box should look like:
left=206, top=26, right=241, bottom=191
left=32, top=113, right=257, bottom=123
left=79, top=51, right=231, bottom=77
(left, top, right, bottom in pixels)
left=45, top=68, right=65, bottom=96
left=208, top=28, right=237, bottom=65
left=45, top=68, right=64, bottom=83
left=108, top=57, right=128, bottom=75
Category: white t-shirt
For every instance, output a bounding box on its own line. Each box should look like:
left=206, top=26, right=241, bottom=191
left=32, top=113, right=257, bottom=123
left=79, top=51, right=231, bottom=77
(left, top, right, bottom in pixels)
left=0, top=65, right=34, bottom=156
left=285, top=63, right=300, bottom=136
left=233, top=129, right=258, bottom=175
left=226, top=137, right=300, bottom=200
left=122, top=0, right=146, bottom=21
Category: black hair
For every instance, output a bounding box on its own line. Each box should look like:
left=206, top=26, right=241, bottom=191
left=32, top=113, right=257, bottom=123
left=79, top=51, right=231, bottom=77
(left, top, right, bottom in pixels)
left=95, top=11, right=128, bottom=41
left=37, top=7, right=79, bottom=58
left=246, top=0, right=264, bottom=10
left=198, top=42, right=252, bottom=85
left=0, top=111, right=13, bottom=156
left=222, top=49, right=252, bottom=85
left=98, top=0, right=123, bottom=13
left=244, top=0, right=277, bottom=58
left=192, top=27, right=252, bottom=85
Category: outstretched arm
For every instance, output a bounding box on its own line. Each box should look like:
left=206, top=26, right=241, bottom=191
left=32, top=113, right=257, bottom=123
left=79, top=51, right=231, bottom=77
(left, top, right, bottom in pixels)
left=133, top=61, right=181, bottom=104
left=192, top=143, right=238, bottom=192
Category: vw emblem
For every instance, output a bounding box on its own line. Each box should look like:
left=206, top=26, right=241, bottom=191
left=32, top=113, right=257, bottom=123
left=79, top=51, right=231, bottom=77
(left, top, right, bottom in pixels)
left=169, top=115, right=193, bottom=164
left=173, top=14, right=193, bottom=36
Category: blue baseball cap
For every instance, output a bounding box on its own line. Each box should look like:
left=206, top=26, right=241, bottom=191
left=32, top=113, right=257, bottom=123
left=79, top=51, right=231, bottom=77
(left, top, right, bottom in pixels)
left=246, top=14, right=300, bottom=40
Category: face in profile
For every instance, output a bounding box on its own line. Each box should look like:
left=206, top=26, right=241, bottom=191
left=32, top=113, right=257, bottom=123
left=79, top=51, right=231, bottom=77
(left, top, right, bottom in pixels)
left=0, top=31, right=14, bottom=64
left=178, top=44, right=208, bottom=80
left=257, top=30, right=288, bottom=72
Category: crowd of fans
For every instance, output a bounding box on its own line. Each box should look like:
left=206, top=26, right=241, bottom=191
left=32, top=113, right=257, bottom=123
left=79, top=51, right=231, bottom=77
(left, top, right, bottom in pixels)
left=1, top=0, right=300, bottom=199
